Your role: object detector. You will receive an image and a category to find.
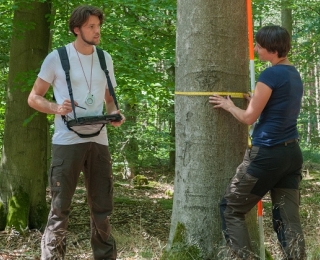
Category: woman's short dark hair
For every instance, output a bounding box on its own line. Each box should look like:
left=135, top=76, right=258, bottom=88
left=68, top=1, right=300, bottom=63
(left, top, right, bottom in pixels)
left=69, top=5, right=104, bottom=36
left=255, top=25, right=291, bottom=58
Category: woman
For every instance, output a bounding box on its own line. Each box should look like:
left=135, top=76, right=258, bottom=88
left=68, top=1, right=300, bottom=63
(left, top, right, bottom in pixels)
left=209, top=25, right=305, bottom=259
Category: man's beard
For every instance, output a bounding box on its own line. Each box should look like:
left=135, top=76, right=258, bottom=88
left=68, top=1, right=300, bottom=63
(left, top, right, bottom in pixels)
left=79, top=30, right=99, bottom=45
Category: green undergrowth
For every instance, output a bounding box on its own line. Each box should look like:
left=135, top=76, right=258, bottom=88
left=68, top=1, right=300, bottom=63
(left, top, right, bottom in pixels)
left=114, top=196, right=173, bottom=210
left=1, top=164, right=320, bottom=259
left=157, top=198, right=173, bottom=210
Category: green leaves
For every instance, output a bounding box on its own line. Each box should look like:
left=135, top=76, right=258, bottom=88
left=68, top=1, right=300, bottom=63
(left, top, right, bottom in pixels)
left=252, top=0, right=320, bottom=150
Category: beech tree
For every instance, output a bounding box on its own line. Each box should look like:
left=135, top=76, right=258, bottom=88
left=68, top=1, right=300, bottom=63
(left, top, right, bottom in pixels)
left=0, top=0, right=51, bottom=231
left=163, top=0, right=259, bottom=259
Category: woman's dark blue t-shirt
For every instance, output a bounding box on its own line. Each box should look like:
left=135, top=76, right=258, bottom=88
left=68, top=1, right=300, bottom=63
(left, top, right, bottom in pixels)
left=251, top=64, right=303, bottom=146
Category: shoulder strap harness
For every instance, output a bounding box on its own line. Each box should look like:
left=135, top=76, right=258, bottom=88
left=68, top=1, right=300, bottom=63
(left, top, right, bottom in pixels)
left=57, top=46, right=119, bottom=136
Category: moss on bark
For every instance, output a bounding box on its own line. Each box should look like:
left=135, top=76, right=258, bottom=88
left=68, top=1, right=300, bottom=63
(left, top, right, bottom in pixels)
left=6, top=188, right=30, bottom=232
left=0, top=202, right=6, bottom=230
left=161, top=222, right=202, bottom=260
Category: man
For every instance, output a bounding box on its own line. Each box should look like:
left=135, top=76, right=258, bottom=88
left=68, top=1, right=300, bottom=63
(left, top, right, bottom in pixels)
left=28, top=5, right=123, bottom=260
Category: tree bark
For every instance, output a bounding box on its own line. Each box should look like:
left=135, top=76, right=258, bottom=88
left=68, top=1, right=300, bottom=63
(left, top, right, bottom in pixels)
left=164, top=0, right=259, bottom=259
left=0, top=0, right=51, bottom=231
left=281, top=0, right=293, bottom=36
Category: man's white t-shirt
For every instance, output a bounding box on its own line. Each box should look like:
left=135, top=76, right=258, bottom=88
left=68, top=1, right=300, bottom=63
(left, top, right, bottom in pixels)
left=38, top=43, right=117, bottom=145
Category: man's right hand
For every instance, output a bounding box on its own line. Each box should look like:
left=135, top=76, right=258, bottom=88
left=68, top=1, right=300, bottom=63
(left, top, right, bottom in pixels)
left=57, top=99, right=78, bottom=115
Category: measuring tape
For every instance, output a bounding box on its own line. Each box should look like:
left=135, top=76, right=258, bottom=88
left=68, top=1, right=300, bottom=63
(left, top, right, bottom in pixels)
left=175, top=91, right=246, bottom=98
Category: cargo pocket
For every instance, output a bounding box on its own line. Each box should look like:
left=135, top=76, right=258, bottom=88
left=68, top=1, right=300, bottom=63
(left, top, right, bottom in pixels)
left=49, top=157, right=64, bottom=193
left=228, top=171, right=258, bottom=197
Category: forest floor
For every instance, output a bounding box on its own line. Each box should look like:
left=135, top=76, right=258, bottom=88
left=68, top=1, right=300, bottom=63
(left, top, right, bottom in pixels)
left=0, top=163, right=320, bottom=260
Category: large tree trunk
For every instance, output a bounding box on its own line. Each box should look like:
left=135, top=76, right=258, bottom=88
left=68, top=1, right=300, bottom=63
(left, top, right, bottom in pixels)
left=163, top=1, right=259, bottom=259
left=0, top=0, right=51, bottom=231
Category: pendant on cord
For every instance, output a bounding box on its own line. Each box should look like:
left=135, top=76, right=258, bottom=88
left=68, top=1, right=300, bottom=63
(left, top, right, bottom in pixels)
left=85, top=93, right=95, bottom=106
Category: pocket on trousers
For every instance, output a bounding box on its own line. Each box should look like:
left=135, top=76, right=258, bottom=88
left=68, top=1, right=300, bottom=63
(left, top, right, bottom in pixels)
left=49, top=157, right=64, bottom=192
left=229, top=172, right=258, bottom=196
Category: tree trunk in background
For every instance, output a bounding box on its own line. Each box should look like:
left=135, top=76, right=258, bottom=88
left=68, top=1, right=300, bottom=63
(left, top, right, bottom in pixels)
left=122, top=103, right=138, bottom=179
left=281, top=0, right=293, bottom=36
left=164, top=0, right=259, bottom=259
left=282, top=0, right=320, bottom=142
left=315, top=63, right=320, bottom=138
left=0, top=0, right=51, bottom=231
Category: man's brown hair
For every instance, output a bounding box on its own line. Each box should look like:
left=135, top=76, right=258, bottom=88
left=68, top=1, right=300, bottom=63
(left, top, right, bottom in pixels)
left=69, top=5, right=104, bottom=36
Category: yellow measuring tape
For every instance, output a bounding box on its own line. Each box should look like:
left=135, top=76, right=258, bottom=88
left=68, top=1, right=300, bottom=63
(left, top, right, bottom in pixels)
left=175, top=91, right=246, bottom=98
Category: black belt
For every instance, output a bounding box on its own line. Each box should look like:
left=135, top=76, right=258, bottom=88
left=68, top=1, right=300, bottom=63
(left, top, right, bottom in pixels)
left=281, top=139, right=298, bottom=146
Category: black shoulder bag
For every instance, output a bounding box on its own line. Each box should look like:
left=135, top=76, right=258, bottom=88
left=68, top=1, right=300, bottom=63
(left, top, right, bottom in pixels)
left=57, top=46, right=122, bottom=138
